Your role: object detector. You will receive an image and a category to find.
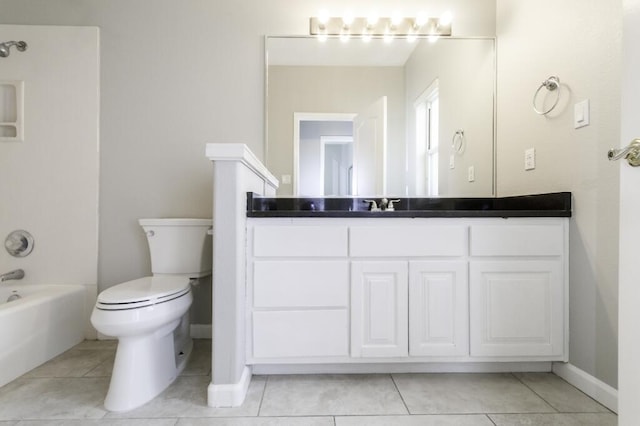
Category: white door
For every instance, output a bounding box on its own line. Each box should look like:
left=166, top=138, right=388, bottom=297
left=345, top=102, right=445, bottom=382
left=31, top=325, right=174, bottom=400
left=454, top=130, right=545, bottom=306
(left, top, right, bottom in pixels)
left=617, top=0, right=640, bottom=422
left=353, top=97, right=387, bottom=195
left=469, top=260, right=564, bottom=358
left=409, top=261, right=468, bottom=357
left=351, top=261, right=408, bottom=357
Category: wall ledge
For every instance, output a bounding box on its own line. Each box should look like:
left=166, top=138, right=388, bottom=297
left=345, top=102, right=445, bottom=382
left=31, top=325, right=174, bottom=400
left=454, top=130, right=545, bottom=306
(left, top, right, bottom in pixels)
left=553, top=362, right=618, bottom=413
left=206, top=143, right=279, bottom=189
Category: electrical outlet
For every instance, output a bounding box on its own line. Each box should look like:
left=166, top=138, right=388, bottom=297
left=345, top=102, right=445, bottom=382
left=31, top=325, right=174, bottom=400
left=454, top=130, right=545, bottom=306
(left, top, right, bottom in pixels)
left=449, top=154, right=455, bottom=169
left=468, top=166, right=475, bottom=182
left=281, top=174, right=291, bottom=184
left=525, top=148, right=535, bottom=170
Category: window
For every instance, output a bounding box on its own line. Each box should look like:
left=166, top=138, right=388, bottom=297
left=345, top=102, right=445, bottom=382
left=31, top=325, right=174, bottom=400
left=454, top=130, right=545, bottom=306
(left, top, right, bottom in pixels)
left=414, top=80, right=440, bottom=196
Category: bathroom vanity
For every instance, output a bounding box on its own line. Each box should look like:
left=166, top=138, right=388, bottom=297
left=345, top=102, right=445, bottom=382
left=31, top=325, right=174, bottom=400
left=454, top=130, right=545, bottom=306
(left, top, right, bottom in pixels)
left=206, top=144, right=571, bottom=407
left=245, top=192, right=571, bottom=367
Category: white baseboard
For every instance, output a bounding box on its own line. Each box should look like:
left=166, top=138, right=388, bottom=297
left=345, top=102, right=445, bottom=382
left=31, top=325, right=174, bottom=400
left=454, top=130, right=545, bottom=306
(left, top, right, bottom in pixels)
left=190, top=324, right=212, bottom=339
left=252, top=361, right=552, bottom=375
left=552, top=362, right=618, bottom=413
left=207, top=366, right=252, bottom=407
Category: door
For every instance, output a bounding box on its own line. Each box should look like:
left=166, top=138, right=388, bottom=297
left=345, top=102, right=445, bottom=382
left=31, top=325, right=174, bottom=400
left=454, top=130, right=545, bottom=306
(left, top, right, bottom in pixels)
left=469, top=260, right=564, bottom=358
left=353, top=96, right=387, bottom=195
left=617, top=0, right=640, bottom=422
left=409, top=261, right=468, bottom=357
left=351, top=261, right=408, bottom=357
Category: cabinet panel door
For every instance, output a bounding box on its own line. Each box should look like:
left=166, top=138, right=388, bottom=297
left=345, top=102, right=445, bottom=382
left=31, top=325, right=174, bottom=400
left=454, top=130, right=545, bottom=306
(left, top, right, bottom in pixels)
left=409, top=261, right=468, bottom=357
left=351, top=261, right=408, bottom=357
left=470, top=261, right=564, bottom=358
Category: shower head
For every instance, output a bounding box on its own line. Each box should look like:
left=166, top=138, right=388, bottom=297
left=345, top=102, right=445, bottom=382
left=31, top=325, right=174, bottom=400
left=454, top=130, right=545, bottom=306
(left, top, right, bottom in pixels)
left=0, top=41, right=27, bottom=58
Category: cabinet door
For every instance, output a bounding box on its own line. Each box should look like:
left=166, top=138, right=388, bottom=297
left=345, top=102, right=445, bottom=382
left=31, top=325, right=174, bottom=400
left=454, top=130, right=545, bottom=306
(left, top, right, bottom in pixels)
left=470, top=260, right=564, bottom=358
left=409, top=261, right=468, bottom=357
left=351, top=261, right=408, bottom=357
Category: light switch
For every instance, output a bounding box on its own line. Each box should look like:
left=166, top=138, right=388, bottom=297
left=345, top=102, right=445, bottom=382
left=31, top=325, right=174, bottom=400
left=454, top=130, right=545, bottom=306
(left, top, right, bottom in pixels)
left=525, top=148, right=535, bottom=170
left=449, top=154, right=455, bottom=169
left=574, top=99, right=590, bottom=129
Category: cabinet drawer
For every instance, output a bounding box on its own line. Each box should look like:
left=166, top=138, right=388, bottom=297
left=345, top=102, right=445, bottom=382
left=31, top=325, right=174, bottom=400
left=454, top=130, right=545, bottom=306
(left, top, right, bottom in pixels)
left=350, top=225, right=466, bottom=257
left=253, top=225, right=348, bottom=257
left=253, top=261, right=349, bottom=308
left=470, top=223, right=564, bottom=256
left=252, top=310, right=349, bottom=358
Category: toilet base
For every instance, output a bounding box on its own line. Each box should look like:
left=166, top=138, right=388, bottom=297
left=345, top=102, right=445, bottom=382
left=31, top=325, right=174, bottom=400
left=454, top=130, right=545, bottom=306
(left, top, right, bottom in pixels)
left=104, top=318, right=192, bottom=412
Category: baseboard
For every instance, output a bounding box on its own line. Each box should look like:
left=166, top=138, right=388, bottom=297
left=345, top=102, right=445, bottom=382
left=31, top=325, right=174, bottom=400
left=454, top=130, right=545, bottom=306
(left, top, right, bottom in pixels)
left=252, top=361, right=552, bottom=375
left=207, top=366, right=252, bottom=407
left=552, top=362, right=618, bottom=413
left=190, top=324, right=212, bottom=339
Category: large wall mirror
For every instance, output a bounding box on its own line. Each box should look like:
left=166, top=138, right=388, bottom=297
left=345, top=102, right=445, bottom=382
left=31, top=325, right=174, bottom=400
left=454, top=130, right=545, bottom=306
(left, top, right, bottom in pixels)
left=265, top=36, right=496, bottom=197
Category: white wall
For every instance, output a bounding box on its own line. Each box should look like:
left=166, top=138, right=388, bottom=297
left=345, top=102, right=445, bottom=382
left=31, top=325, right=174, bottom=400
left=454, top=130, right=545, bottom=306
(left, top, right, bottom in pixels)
left=0, top=0, right=496, bottom=291
left=496, top=0, right=621, bottom=388
left=0, top=24, right=99, bottom=295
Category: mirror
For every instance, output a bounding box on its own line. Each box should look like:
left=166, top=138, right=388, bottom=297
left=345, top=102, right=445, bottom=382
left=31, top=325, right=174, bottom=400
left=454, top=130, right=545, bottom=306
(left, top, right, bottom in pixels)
left=266, top=36, right=496, bottom=197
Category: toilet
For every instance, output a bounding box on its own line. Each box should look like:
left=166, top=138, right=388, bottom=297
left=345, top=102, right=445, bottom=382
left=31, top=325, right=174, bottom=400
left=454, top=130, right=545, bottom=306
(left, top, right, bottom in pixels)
left=90, top=218, right=212, bottom=412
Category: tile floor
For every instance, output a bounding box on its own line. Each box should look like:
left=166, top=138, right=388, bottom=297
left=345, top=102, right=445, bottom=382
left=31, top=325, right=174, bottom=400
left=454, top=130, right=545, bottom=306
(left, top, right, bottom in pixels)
left=0, top=339, right=617, bottom=425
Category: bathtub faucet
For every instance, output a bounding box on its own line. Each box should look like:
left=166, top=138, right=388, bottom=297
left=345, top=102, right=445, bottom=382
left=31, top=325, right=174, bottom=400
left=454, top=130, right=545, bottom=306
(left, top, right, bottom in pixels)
left=0, top=269, right=24, bottom=282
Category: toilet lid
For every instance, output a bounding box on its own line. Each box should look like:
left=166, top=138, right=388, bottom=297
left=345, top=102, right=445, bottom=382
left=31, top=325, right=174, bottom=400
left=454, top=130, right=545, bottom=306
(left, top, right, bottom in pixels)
left=96, top=276, right=191, bottom=309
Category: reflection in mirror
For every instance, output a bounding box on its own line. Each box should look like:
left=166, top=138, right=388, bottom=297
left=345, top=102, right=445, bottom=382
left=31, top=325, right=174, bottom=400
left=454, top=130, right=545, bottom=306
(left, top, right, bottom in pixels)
left=266, top=36, right=495, bottom=197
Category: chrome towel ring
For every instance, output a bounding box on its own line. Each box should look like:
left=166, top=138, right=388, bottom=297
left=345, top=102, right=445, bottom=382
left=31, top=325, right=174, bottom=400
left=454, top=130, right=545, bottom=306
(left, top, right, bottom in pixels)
left=452, top=129, right=465, bottom=154
left=533, top=76, right=561, bottom=115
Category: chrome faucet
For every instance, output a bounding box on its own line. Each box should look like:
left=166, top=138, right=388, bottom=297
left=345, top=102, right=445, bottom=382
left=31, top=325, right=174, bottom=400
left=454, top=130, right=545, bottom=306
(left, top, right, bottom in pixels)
left=1, top=269, right=24, bottom=282
left=364, top=198, right=401, bottom=212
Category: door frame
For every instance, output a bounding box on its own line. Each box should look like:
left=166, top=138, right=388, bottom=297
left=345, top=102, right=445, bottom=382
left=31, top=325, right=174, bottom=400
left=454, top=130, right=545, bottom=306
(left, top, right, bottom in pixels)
left=293, top=112, right=355, bottom=196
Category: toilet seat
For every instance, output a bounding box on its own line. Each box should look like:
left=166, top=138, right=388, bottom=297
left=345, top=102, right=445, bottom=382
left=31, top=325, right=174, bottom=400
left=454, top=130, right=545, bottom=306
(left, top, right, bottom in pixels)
left=96, top=276, right=192, bottom=311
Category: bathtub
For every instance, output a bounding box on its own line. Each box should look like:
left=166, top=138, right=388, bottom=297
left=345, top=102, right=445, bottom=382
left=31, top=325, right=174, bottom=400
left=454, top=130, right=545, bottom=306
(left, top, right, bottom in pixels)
left=0, top=284, right=86, bottom=387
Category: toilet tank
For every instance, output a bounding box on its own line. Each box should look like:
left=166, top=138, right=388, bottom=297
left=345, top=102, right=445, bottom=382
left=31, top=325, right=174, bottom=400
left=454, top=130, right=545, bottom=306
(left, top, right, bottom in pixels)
left=139, top=218, right=212, bottom=277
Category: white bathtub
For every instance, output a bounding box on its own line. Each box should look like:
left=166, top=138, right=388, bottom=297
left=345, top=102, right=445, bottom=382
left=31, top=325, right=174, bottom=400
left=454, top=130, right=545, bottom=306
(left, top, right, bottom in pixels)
left=0, top=284, right=86, bottom=387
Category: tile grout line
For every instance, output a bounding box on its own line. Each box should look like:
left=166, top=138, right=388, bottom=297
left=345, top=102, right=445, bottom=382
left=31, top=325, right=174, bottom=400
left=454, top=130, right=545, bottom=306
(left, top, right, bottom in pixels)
left=389, top=373, right=412, bottom=415
left=485, top=413, right=498, bottom=426
left=510, top=372, right=560, bottom=413
left=256, top=375, right=268, bottom=416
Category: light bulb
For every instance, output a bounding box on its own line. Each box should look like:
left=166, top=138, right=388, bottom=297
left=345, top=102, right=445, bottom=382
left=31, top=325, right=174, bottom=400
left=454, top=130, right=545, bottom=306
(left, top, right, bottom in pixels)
left=439, top=11, right=453, bottom=26
left=343, top=11, right=354, bottom=27
left=391, top=11, right=403, bottom=26
left=367, top=13, right=379, bottom=27
left=318, top=10, right=330, bottom=25
left=415, top=11, right=428, bottom=27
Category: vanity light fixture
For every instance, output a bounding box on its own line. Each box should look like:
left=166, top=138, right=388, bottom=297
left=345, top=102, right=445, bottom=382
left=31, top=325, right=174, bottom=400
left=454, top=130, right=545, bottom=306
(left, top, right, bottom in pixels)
left=309, top=14, right=452, bottom=39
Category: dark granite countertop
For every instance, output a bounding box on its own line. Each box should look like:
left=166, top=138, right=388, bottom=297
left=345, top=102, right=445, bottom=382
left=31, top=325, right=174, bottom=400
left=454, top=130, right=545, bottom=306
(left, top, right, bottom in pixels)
left=246, top=192, right=572, bottom=218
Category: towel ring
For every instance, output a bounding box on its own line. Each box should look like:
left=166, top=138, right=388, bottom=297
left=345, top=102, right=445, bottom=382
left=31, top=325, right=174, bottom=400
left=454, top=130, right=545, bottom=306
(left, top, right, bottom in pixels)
left=452, top=130, right=465, bottom=154
left=533, top=76, right=561, bottom=115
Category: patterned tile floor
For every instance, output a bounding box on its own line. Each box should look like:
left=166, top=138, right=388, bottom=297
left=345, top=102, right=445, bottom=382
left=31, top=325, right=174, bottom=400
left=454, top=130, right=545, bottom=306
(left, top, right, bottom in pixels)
left=0, top=340, right=617, bottom=425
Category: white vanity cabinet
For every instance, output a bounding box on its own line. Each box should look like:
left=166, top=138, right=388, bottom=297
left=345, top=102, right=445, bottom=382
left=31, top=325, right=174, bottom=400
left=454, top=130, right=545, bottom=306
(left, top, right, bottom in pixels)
left=468, top=222, right=567, bottom=358
left=246, top=217, right=568, bottom=366
left=248, top=224, right=350, bottom=360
